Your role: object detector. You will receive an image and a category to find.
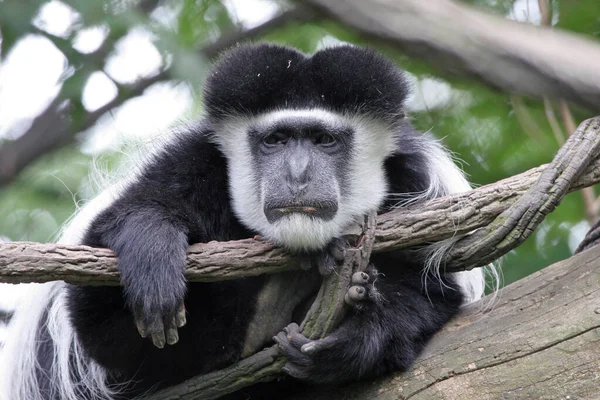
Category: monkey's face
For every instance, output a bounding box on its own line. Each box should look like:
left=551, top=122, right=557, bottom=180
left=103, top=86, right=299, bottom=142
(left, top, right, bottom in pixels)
left=213, top=109, right=397, bottom=251
left=204, top=44, right=408, bottom=250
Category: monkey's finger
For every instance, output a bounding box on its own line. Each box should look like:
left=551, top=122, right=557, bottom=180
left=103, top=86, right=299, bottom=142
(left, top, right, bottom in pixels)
left=148, top=318, right=166, bottom=348
left=329, top=237, right=347, bottom=261
left=273, top=331, right=290, bottom=351
left=166, top=329, right=179, bottom=346
left=135, top=319, right=149, bottom=338
left=352, top=271, right=369, bottom=285
left=301, top=336, right=337, bottom=354
left=345, top=285, right=366, bottom=306
left=253, top=235, right=267, bottom=242
left=315, top=252, right=335, bottom=276
left=166, top=318, right=179, bottom=346
left=133, top=308, right=149, bottom=338
left=280, top=323, right=311, bottom=349
left=287, top=330, right=311, bottom=349
left=283, top=322, right=300, bottom=335
left=151, top=331, right=166, bottom=349
left=175, top=303, right=186, bottom=328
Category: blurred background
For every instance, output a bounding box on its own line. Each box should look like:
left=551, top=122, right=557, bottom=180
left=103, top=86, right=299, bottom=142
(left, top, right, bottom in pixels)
left=1, top=0, right=599, bottom=340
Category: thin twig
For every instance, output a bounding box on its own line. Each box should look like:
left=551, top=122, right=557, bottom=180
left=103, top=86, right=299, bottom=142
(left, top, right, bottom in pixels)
left=510, top=95, right=544, bottom=141
left=543, top=98, right=566, bottom=145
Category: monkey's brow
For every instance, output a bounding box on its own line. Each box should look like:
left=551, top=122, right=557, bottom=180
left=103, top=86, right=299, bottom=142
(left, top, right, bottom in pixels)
left=251, top=117, right=351, bottom=136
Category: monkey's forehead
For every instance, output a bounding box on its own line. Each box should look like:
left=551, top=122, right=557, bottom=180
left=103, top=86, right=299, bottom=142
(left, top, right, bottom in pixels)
left=203, top=43, right=408, bottom=122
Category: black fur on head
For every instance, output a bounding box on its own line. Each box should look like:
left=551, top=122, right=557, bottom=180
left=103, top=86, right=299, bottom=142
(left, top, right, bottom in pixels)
left=203, top=43, right=409, bottom=122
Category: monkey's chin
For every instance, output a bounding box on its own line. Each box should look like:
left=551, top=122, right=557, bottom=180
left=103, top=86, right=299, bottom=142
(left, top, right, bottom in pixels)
left=265, top=213, right=342, bottom=252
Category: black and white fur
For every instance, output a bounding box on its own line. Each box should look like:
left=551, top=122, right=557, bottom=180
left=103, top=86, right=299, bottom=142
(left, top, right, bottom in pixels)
left=0, top=43, right=489, bottom=400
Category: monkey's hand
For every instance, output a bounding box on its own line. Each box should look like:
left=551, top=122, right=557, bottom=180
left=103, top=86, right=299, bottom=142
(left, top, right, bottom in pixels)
left=274, top=270, right=378, bottom=383
left=107, top=215, right=189, bottom=349
left=298, top=237, right=348, bottom=276
left=133, top=299, right=186, bottom=349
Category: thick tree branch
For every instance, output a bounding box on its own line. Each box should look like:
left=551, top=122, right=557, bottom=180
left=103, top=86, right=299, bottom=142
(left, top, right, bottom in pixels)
left=1, top=117, right=600, bottom=284
left=303, top=0, right=600, bottom=112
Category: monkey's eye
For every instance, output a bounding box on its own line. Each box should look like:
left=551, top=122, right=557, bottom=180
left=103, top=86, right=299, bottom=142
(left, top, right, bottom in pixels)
left=262, top=132, right=288, bottom=147
left=313, top=132, right=336, bottom=147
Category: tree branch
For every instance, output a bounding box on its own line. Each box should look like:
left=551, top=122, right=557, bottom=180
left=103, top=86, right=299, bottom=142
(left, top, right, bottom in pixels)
left=303, top=0, right=600, bottom=111
left=0, top=71, right=169, bottom=187
left=292, top=244, right=600, bottom=400
left=0, top=7, right=314, bottom=188
left=145, top=213, right=377, bottom=400
left=199, top=7, right=319, bottom=59
left=2, top=117, right=600, bottom=284
left=445, top=117, right=600, bottom=270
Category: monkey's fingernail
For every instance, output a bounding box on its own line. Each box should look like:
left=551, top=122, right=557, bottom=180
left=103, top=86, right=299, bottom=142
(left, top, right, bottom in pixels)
left=352, top=271, right=369, bottom=284
left=301, top=343, right=316, bottom=354
left=345, top=285, right=366, bottom=306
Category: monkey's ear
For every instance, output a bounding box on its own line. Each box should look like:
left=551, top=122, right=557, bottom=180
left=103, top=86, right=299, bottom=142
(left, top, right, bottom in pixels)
left=203, top=43, right=306, bottom=119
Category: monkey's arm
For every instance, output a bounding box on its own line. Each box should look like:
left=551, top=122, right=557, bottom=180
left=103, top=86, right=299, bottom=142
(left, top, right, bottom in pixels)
left=74, top=130, right=241, bottom=348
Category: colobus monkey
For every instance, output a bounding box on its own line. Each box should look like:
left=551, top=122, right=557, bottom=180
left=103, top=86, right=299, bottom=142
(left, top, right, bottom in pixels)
left=0, top=43, right=489, bottom=400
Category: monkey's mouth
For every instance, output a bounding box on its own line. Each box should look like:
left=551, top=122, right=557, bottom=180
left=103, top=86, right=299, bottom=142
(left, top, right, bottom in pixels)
left=275, top=206, right=319, bottom=214
left=264, top=202, right=337, bottom=223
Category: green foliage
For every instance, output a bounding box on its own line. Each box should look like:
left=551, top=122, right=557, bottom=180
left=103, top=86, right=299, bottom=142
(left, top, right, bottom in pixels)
left=178, top=0, right=234, bottom=48
left=0, top=147, right=93, bottom=242
left=557, top=0, right=600, bottom=38
left=0, top=0, right=598, bottom=288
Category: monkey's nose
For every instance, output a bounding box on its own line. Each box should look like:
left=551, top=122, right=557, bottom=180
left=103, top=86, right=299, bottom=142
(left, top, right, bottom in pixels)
left=287, top=182, right=308, bottom=196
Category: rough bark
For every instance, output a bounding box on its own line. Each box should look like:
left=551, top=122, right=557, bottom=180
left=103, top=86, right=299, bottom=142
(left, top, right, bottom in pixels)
left=445, top=117, right=600, bottom=269
left=2, top=151, right=599, bottom=285
left=291, top=244, right=600, bottom=400
left=304, top=0, right=600, bottom=112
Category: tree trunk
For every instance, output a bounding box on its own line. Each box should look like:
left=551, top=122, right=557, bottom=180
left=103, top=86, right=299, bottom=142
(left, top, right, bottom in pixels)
left=293, top=245, right=600, bottom=399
